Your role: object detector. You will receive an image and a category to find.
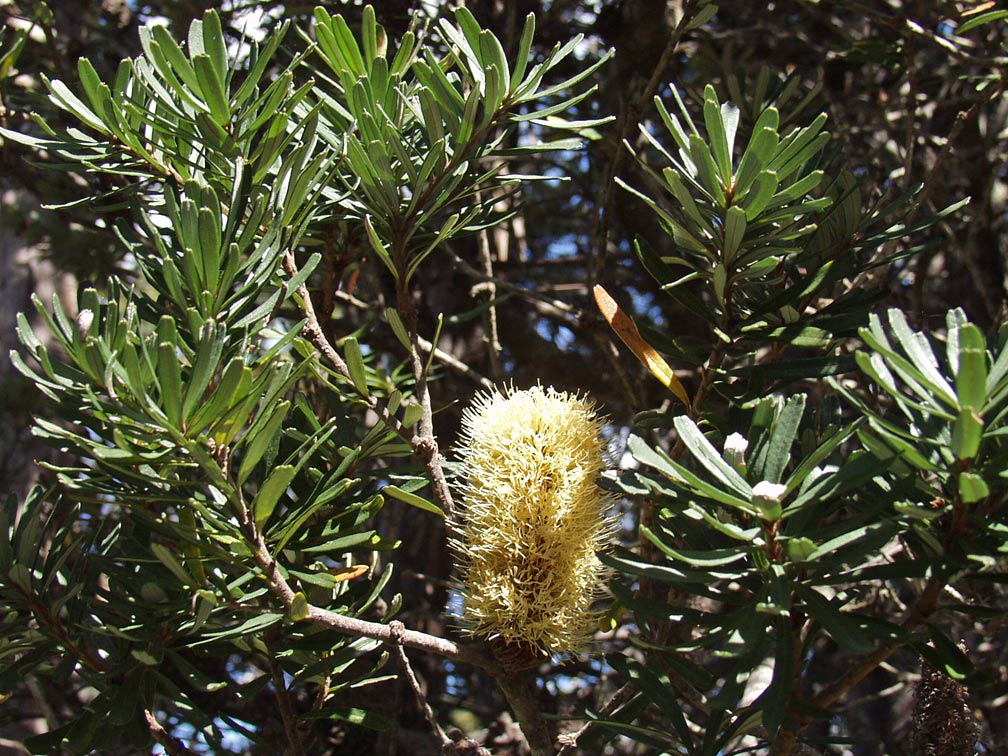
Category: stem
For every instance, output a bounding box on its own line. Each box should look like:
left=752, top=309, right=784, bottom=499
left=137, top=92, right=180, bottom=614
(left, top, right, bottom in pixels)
left=557, top=683, right=636, bottom=755
left=474, top=188, right=505, bottom=381
left=284, top=251, right=458, bottom=521
left=494, top=671, right=554, bottom=756
left=770, top=573, right=949, bottom=756
left=266, top=632, right=304, bottom=756
left=238, top=502, right=492, bottom=668
left=239, top=504, right=561, bottom=754
left=388, top=620, right=451, bottom=747
left=145, top=709, right=198, bottom=756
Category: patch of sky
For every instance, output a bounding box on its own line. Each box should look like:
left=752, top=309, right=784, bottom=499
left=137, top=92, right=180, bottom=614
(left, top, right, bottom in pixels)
left=133, top=1, right=287, bottom=67
left=155, top=715, right=254, bottom=755
left=534, top=319, right=576, bottom=350
left=546, top=233, right=578, bottom=260
left=545, top=662, right=602, bottom=696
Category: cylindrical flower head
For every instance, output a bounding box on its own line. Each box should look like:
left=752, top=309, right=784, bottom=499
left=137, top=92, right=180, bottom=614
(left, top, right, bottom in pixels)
left=453, top=385, right=616, bottom=668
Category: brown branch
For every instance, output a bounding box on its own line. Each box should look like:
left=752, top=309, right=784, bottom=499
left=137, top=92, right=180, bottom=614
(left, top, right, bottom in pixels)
left=145, top=709, right=199, bottom=756
left=266, top=632, right=304, bottom=756
left=0, top=738, right=30, bottom=755
left=388, top=620, right=451, bottom=747
left=239, top=496, right=562, bottom=755
left=405, top=323, right=458, bottom=521
left=283, top=250, right=459, bottom=522
left=825, top=0, right=1008, bottom=68
left=240, top=507, right=491, bottom=668
left=770, top=573, right=949, bottom=756
left=474, top=188, right=505, bottom=382
left=494, top=671, right=554, bottom=756
left=557, top=682, right=636, bottom=755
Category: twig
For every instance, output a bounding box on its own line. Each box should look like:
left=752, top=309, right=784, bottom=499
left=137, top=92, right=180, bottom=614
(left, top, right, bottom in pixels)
left=826, top=0, right=1008, bottom=68
left=283, top=251, right=459, bottom=523
left=452, top=251, right=577, bottom=320
left=389, top=620, right=452, bottom=747
left=771, top=573, right=949, bottom=756
left=145, top=709, right=198, bottom=756
left=332, top=288, right=494, bottom=389
left=238, top=464, right=562, bottom=756
left=240, top=507, right=492, bottom=668
left=0, top=738, right=29, bottom=755
left=266, top=633, right=304, bottom=756
left=404, top=320, right=457, bottom=520
left=474, top=188, right=505, bottom=381
left=557, top=682, right=636, bottom=755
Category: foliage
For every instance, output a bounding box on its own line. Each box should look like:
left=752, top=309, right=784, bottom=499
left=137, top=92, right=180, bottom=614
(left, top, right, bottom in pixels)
left=1, top=2, right=1006, bottom=756
left=2, top=5, right=603, bottom=753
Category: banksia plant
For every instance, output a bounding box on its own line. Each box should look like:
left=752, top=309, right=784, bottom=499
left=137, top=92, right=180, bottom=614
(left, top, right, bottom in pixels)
left=910, top=653, right=980, bottom=756
left=453, top=385, right=617, bottom=670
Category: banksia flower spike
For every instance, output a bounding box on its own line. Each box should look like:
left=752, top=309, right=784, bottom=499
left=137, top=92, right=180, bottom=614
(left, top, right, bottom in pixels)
left=453, top=385, right=617, bottom=671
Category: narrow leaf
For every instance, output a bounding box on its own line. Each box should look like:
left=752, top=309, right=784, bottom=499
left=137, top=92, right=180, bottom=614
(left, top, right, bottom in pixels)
left=594, top=285, right=690, bottom=406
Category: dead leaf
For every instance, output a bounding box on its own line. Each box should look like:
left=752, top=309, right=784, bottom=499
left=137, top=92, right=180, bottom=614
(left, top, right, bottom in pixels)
left=593, top=285, right=690, bottom=407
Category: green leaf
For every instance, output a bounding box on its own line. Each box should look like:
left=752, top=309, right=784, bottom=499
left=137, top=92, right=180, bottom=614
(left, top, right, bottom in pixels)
left=805, top=522, right=888, bottom=562
left=784, top=537, right=817, bottom=563
left=673, top=416, right=752, bottom=498
left=238, top=400, right=290, bottom=486
left=193, top=53, right=229, bottom=125
left=151, top=542, right=196, bottom=586
left=686, top=2, right=719, bottom=31
left=342, top=336, right=370, bottom=397
left=756, top=394, right=805, bottom=484
left=740, top=170, right=779, bottom=221
left=959, top=471, right=989, bottom=504
left=364, top=216, right=398, bottom=279
left=290, top=591, right=310, bottom=621
left=886, top=309, right=958, bottom=406
left=797, top=585, right=873, bottom=652
left=188, top=357, right=249, bottom=435
left=627, top=434, right=681, bottom=481
left=509, top=13, right=536, bottom=89
left=703, top=85, right=734, bottom=182
left=958, top=9, right=1008, bottom=33
left=641, top=525, right=750, bottom=567
left=182, top=321, right=223, bottom=421
left=254, top=465, right=296, bottom=529
left=381, top=484, right=444, bottom=518
left=951, top=408, right=983, bottom=461
left=722, top=205, right=747, bottom=264
left=689, top=133, right=725, bottom=205
left=735, top=108, right=779, bottom=186
left=189, top=613, right=284, bottom=646
left=759, top=615, right=794, bottom=735
left=955, top=323, right=987, bottom=410
left=304, top=706, right=390, bottom=730
left=156, top=342, right=183, bottom=429
left=150, top=23, right=204, bottom=97
left=385, top=307, right=412, bottom=351
left=318, top=10, right=366, bottom=75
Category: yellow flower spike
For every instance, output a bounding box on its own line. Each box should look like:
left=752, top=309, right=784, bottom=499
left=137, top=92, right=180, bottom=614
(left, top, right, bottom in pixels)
left=593, top=284, right=691, bottom=407
left=453, top=385, right=617, bottom=670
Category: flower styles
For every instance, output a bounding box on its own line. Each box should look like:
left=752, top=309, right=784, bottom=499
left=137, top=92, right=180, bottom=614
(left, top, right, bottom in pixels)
left=452, top=385, right=617, bottom=669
